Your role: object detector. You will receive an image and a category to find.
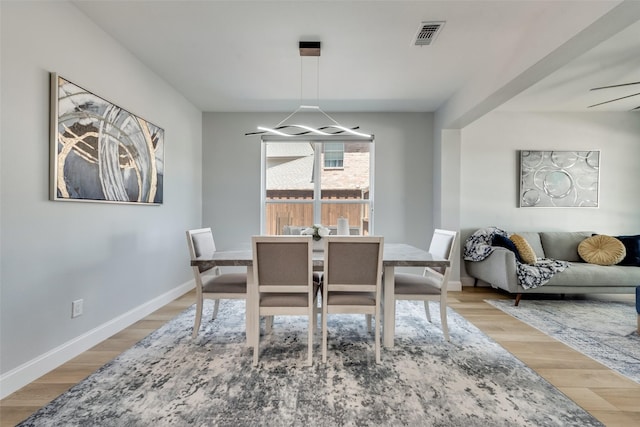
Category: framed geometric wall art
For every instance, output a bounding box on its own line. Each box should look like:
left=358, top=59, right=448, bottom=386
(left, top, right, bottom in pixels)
left=50, top=73, right=164, bottom=204
left=519, top=150, right=600, bottom=208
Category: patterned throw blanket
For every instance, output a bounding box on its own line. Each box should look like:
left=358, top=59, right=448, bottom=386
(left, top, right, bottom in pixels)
left=464, top=227, right=568, bottom=290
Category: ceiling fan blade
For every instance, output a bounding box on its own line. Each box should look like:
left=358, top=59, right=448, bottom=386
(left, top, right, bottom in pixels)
left=587, top=91, right=640, bottom=108
left=590, top=81, right=640, bottom=91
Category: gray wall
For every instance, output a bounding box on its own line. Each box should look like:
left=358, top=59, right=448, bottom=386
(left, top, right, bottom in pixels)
left=1, top=1, right=202, bottom=381
left=202, top=112, right=435, bottom=251
left=459, top=111, right=640, bottom=283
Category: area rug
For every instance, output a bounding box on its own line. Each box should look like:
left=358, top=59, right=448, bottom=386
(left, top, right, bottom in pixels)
left=18, top=301, right=602, bottom=426
left=487, top=298, right=639, bottom=384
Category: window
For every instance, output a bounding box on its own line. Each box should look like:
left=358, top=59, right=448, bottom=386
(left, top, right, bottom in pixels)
left=261, top=140, right=373, bottom=236
left=323, top=142, right=344, bottom=168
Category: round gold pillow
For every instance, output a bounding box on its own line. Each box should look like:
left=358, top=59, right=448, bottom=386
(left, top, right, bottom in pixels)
left=509, top=234, right=537, bottom=264
left=578, top=235, right=626, bottom=265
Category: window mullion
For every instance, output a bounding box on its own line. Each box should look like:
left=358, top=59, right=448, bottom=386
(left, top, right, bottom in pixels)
left=313, top=142, right=322, bottom=224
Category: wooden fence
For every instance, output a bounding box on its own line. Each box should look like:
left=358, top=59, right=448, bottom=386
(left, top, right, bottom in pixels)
left=266, top=198, right=369, bottom=235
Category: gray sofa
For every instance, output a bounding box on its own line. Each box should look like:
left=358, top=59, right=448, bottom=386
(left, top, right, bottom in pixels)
left=465, top=231, right=640, bottom=305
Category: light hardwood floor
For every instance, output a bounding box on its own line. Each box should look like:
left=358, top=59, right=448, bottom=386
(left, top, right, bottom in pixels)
left=1, top=287, right=638, bottom=426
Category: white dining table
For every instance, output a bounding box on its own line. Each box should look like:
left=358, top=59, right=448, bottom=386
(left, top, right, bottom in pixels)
left=191, top=243, right=449, bottom=348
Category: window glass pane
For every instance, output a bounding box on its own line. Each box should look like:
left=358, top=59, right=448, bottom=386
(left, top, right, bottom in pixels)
left=321, top=142, right=370, bottom=233
left=321, top=201, right=370, bottom=235
left=265, top=142, right=315, bottom=234
left=320, top=143, right=369, bottom=197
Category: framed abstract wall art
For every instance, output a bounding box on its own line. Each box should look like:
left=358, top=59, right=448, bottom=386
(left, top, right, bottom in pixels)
left=519, top=150, right=600, bottom=208
left=50, top=73, right=164, bottom=204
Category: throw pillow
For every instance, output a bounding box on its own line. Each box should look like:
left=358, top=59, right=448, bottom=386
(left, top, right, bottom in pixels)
left=615, top=235, right=640, bottom=266
left=492, top=234, right=523, bottom=262
left=578, top=235, right=626, bottom=266
left=509, top=234, right=537, bottom=264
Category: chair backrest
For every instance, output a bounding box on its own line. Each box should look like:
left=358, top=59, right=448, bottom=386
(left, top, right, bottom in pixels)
left=426, top=229, right=458, bottom=275
left=186, top=228, right=217, bottom=273
left=429, top=229, right=457, bottom=261
left=324, top=236, right=384, bottom=292
left=187, top=228, right=217, bottom=258
left=252, top=235, right=313, bottom=293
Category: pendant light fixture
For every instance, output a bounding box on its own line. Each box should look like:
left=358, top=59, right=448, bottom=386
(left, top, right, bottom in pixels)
left=245, top=41, right=372, bottom=140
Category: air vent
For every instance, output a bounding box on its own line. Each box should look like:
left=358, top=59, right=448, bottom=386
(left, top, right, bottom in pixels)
left=413, top=21, right=445, bottom=46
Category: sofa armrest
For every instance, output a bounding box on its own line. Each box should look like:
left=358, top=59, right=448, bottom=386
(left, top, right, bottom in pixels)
left=465, top=247, right=519, bottom=293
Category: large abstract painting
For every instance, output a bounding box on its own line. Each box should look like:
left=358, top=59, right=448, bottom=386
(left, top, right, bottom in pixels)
left=50, top=73, right=164, bottom=204
left=519, top=150, right=600, bottom=208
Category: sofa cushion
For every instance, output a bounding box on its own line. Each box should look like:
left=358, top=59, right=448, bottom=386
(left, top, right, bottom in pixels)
left=514, top=232, right=545, bottom=258
left=492, top=234, right=523, bottom=263
left=543, top=262, right=640, bottom=287
left=540, top=231, right=593, bottom=262
left=578, top=235, right=626, bottom=266
left=510, top=234, right=537, bottom=264
left=615, top=235, right=640, bottom=267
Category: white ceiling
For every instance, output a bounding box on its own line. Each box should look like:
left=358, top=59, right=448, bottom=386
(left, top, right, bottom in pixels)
left=72, top=0, right=640, bottom=116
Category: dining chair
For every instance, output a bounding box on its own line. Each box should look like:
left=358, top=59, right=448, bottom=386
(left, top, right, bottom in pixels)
left=322, top=236, right=384, bottom=364
left=393, top=229, right=458, bottom=341
left=251, top=235, right=318, bottom=366
left=186, top=228, right=247, bottom=338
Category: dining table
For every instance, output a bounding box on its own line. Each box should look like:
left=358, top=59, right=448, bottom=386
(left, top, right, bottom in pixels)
left=190, top=242, right=450, bottom=348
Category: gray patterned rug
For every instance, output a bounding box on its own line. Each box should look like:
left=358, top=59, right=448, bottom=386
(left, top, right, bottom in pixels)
left=487, top=298, right=639, bottom=384
left=19, top=300, right=602, bottom=426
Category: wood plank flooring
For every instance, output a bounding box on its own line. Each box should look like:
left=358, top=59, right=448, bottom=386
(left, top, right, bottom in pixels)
left=1, top=287, right=638, bottom=426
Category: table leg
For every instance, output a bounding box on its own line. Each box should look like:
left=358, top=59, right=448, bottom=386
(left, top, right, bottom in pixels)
left=245, top=266, right=256, bottom=348
left=383, top=265, right=395, bottom=348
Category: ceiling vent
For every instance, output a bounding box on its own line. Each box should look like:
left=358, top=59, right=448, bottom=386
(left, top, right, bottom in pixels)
left=413, top=21, right=445, bottom=46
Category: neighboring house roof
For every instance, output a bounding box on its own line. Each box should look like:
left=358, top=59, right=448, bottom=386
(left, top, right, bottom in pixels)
left=267, top=153, right=370, bottom=191
left=267, top=155, right=314, bottom=190
left=266, top=142, right=314, bottom=158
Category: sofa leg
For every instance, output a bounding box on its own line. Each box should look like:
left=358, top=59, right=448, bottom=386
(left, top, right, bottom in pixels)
left=514, top=294, right=522, bottom=306
left=473, top=278, right=478, bottom=287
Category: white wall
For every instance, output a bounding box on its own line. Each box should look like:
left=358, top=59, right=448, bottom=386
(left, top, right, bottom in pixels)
left=459, top=111, right=640, bottom=282
left=0, top=1, right=202, bottom=395
left=202, top=112, right=434, bottom=251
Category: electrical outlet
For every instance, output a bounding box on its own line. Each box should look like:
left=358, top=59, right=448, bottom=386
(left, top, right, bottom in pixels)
left=72, top=299, right=83, bottom=318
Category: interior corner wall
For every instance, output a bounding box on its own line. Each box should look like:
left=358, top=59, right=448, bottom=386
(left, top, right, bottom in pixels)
left=436, top=129, right=462, bottom=283
left=201, top=112, right=434, bottom=251
left=459, top=111, right=640, bottom=282
left=0, top=1, right=202, bottom=394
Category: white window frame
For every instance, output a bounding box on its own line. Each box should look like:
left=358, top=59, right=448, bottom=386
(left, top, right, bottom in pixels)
left=260, top=135, right=375, bottom=235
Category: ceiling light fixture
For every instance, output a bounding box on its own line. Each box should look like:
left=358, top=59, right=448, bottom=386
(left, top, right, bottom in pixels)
left=588, top=81, right=640, bottom=110
left=245, top=41, right=372, bottom=139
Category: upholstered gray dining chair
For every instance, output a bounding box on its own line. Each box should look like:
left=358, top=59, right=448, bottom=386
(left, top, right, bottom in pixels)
left=321, top=236, right=384, bottom=364
left=393, top=229, right=458, bottom=341
left=251, top=235, right=317, bottom=366
left=186, top=228, right=247, bottom=338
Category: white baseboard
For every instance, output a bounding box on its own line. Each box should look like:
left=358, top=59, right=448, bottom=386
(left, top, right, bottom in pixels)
left=447, top=280, right=462, bottom=292
left=0, top=280, right=194, bottom=399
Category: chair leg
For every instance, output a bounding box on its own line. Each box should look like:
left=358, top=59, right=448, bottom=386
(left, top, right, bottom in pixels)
left=322, top=307, right=328, bottom=363
left=314, top=303, right=321, bottom=335
left=266, top=315, right=273, bottom=333
left=192, top=296, right=203, bottom=338
left=253, top=315, right=260, bottom=366
left=374, top=310, right=381, bottom=364
left=307, top=311, right=313, bottom=366
left=440, top=296, right=450, bottom=342
left=366, top=314, right=372, bottom=334
left=212, top=299, right=220, bottom=320
left=423, top=301, right=432, bottom=323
